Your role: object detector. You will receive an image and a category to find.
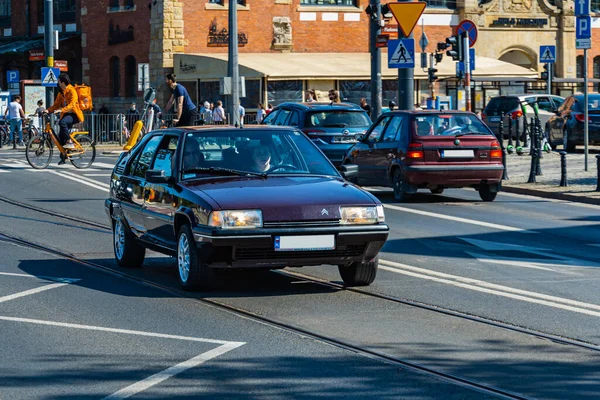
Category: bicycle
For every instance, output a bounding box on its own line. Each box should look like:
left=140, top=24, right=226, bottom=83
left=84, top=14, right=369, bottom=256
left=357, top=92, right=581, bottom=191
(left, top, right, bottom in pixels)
left=25, top=113, right=96, bottom=169
left=22, top=115, right=41, bottom=142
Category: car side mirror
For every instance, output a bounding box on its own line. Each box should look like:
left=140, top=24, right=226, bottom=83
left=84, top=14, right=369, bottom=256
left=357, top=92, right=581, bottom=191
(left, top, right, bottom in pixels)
left=146, top=169, right=173, bottom=184
left=355, top=134, right=366, bottom=142
left=340, top=164, right=358, bottom=180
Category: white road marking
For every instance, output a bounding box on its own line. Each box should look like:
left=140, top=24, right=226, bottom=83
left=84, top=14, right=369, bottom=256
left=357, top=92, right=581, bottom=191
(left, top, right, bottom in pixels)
left=41, top=170, right=109, bottom=192
left=83, top=173, right=111, bottom=177
left=0, top=283, right=70, bottom=303
left=380, top=259, right=600, bottom=316
left=1, top=163, right=28, bottom=168
left=0, top=315, right=246, bottom=398
left=460, top=238, right=549, bottom=252
left=0, top=169, right=8, bottom=172
left=0, top=271, right=79, bottom=281
left=92, top=162, right=118, bottom=169
left=59, top=170, right=110, bottom=189
left=103, top=342, right=245, bottom=400
left=383, top=204, right=534, bottom=233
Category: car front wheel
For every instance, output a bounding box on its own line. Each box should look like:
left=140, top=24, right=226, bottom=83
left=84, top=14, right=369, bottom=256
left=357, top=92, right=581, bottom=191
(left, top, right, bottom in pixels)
left=113, top=218, right=145, bottom=268
left=177, top=224, right=214, bottom=290
left=479, top=185, right=498, bottom=202
left=338, top=257, right=378, bottom=287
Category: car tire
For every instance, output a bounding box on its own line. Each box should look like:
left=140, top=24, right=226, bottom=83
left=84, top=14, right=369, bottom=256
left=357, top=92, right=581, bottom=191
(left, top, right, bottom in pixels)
left=177, top=224, right=213, bottom=290
left=113, top=218, right=145, bottom=268
left=430, top=188, right=444, bottom=194
left=478, top=185, right=498, bottom=202
left=338, top=257, right=378, bottom=287
left=393, top=168, right=411, bottom=202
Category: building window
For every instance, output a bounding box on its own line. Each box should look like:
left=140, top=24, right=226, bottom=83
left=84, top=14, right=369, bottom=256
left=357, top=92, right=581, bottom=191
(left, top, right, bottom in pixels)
left=425, top=0, right=457, bottom=9
left=299, top=0, right=356, bottom=5
left=594, top=56, right=600, bottom=79
left=38, top=0, right=76, bottom=24
left=209, top=0, right=246, bottom=5
left=0, top=0, right=10, bottom=28
left=576, top=55, right=584, bottom=79
left=124, top=56, right=137, bottom=97
left=110, top=56, right=121, bottom=97
left=267, top=81, right=302, bottom=106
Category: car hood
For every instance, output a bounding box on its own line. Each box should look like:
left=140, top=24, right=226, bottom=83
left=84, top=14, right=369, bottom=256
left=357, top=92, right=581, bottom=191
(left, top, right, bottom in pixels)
left=181, top=176, right=377, bottom=222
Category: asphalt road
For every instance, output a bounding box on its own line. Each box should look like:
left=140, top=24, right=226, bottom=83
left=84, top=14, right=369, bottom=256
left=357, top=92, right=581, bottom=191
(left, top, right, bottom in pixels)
left=2, top=152, right=600, bottom=399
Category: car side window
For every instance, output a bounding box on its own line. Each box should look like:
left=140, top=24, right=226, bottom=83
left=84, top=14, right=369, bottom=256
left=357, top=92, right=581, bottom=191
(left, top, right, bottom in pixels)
left=262, top=110, right=280, bottom=125
left=131, top=135, right=163, bottom=179
left=151, top=136, right=178, bottom=178
left=381, top=116, right=403, bottom=142
left=536, top=97, right=553, bottom=112
left=288, top=110, right=300, bottom=127
left=274, top=109, right=291, bottom=125
left=552, top=97, right=565, bottom=109
left=367, top=116, right=391, bottom=142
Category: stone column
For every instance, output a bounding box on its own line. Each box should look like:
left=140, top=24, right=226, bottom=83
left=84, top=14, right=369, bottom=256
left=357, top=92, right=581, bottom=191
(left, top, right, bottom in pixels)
left=556, top=14, right=576, bottom=78
left=150, top=0, right=187, bottom=106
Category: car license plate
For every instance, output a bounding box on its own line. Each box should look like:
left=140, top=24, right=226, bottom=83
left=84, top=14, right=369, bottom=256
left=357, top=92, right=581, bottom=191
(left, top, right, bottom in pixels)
left=332, top=136, right=357, bottom=143
left=488, top=117, right=501, bottom=122
left=441, top=150, right=474, bottom=158
left=274, top=235, right=335, bottom=251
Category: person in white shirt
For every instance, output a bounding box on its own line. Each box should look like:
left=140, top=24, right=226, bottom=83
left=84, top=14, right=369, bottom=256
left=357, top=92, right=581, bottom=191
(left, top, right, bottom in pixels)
left=238, top=100, right=245, bottom=127
left=256, top=103, right=266, bottom=124
left=212, top=100, right=226, bottom=125
left=3, top=95, right=25, bottom=146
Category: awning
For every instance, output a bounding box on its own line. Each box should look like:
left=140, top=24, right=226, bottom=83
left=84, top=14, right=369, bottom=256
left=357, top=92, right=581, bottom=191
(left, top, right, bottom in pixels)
left=174, top=52, right=539, bottom=81
left=0, top=34, right=80, bottom=56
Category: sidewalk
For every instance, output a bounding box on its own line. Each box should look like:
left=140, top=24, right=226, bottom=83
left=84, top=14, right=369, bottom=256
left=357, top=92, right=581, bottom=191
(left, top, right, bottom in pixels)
left=502, top=148, right=600, bottom=205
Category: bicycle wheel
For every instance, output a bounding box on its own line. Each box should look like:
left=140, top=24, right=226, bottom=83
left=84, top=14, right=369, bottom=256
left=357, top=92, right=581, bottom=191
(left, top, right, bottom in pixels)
left=25, top=136, right=53, bottom=169
left=69, top=135, right=96, bottom=169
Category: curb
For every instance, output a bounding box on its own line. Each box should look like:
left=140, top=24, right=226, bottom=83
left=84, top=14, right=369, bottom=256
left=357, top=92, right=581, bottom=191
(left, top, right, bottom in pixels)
left=502, top=185, right=600, bottom=206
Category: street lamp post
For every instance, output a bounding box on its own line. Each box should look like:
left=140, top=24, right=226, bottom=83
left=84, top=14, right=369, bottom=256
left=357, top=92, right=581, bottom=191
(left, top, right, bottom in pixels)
left=228, top=0, right=240, bottom=127
left=369, top=0, right=382, bottom=120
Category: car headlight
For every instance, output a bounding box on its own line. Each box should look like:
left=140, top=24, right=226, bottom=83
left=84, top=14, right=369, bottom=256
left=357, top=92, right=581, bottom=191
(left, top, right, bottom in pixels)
left=208, top=210, right=263, bottom=229
left=339, top=206, right=385, bottom=224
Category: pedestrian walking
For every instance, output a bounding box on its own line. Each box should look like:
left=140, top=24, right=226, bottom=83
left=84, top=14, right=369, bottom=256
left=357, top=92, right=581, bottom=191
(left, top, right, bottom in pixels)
left=256, top=103, right=266, bottom=123
left=212, top=100, right=226, bottom=125
left=164, top=73, right=197, bottom=127
left=360, top=98, right=371, bottom=117
left=35, top=99, right=45, bottom=129
left=3, top=95, right=25, bottom=146
left=126, top=101, right=140, bottom=131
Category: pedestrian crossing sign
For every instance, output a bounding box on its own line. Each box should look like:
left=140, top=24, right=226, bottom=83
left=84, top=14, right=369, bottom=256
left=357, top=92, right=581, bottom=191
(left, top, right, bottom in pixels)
left=388, top=39, right=415, bottom=69
left=539, top=46, right=556, bottom=64
left=41, top=67, right=60, bottom=87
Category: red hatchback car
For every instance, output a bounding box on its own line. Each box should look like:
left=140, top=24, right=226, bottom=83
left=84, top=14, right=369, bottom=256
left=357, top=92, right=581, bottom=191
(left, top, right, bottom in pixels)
left=343, top=110, right=504, bottom=202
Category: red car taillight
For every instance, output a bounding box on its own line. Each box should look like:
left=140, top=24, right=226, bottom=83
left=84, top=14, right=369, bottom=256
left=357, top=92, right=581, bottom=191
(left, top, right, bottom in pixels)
left=480, top=112, right=486, bottom=119
left=510, top=110, right=523, bottom=119
left=407, top=142, right=424, bottom=159
left=490, top=140, right=502, bottom=158
left=574, top=113, right=591, bottom=123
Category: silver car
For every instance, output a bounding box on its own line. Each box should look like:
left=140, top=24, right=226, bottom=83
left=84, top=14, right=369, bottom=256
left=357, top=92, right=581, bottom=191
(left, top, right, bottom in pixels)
left=481, top=94, right=565, bottom=138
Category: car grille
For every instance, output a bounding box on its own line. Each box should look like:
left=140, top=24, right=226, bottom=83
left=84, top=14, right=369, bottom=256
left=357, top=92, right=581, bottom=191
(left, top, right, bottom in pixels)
left=234, top=244, right=366, bottom=261
left=263, top=220, right=340, bottom=228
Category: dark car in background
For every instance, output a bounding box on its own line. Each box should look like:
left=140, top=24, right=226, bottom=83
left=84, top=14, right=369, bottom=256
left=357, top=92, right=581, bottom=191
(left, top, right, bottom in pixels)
left=482, top=94, right=564, bottom=138
left=343, top=110, right=504, bottom=202
left=547, top=93, right=600, bottom=152
left=106, top=125, right=389, bottom=289
left=262, top=102, right=372, bottom=167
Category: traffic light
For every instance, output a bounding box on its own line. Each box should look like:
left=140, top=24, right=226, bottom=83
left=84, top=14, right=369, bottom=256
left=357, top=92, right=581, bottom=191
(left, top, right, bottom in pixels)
left=437, top=42, right=449, bottom=51
left=428, top=67, right=439, bottom=83
left=541, top=64, right=549, bottom=80
left=445, top=32, right=466, bottom=62
left=434, top=52, right=443, bottom=64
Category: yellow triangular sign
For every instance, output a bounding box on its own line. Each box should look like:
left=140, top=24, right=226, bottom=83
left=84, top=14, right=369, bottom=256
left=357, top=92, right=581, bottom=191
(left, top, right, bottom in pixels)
left=388, top=2, right=427, bottom=37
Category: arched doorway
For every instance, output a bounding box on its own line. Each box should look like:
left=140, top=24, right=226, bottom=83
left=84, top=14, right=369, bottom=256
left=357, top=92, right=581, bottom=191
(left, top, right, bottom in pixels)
left=499, top=49, right=535, bottom=69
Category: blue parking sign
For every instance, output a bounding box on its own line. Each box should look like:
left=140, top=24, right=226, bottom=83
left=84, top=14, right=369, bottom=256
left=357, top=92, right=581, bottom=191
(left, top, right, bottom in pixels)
left=576, top=16, right=592, bottom=39
left=6, top=70, right=19, bottom=84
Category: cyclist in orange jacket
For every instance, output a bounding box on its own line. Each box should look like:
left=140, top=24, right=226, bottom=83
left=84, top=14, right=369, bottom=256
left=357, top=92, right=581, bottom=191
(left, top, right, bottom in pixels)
left=45, top=73, right=84, bottom=163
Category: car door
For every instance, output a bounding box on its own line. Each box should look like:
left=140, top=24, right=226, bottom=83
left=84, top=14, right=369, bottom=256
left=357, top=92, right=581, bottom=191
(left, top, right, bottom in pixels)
left=367, top=115, right=405, bottom=186
left=262, top=109, right=280, bottom=125
left=352, top=115, right=392, bottom=186
left=549, top=97, right=573, bottom=143
left=119, top=134, right=163, bottom=239
left=143, top=135, right=179, bottom=249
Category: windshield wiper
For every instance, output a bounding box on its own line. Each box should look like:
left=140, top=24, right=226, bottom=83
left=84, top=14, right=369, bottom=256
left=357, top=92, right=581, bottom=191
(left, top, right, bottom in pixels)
left=182, top=167, right=267, bottom=178
left=454, top=132, right=481, bottom=137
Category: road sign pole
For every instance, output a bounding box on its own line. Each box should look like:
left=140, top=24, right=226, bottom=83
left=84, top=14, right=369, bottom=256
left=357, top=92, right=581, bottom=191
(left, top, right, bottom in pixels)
left=398, top=32, right=414, bottom=108
left=228, top=0, right=240, bottom=127
left=44, top=0, right=54, bottom=111
left=584, top=47, right=589, bottom=171
left=369, top=0, right=382, bottom=120
left=463, top=34, right=471, bottom=112
left=547, top=63, right=552, bottom=95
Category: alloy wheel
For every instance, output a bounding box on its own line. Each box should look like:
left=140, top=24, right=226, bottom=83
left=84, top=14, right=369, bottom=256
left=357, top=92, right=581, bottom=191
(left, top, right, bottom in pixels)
left=178, top=233, right=191, bottom=283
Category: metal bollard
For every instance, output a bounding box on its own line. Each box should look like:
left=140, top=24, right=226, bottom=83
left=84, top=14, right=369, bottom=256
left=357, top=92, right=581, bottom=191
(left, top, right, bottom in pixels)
left=559, top=151, right=568, bottom=187
left=529, top=118, right=535, bottom=156
left=507, top=116, right=514, bottom=154
left=535, top=117, right=543, bottom=175
left=515, top=116, right=521, bottom=154
left=536, top=115, right=543, bottom=159
left=527, top=125, right=537, bottom=183
left=502, top=145, right=509, bottom=180
left=498, top=112, right=504, bottom=146
left=596, top=155, right=600, bottom=192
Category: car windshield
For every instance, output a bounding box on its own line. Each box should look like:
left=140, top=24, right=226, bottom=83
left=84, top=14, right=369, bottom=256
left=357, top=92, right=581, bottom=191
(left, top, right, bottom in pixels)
left=181, top=129, right=340, bottom=180
left=304, top=110, right=371, bottom=128
left=414, top=114, right=493, bottom=136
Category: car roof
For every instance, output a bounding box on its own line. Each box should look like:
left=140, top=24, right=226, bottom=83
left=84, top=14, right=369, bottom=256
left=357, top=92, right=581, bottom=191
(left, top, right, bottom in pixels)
left=275, top=102, right=363, bottom=111
left=171, top=125, right=299, bottom=133
left=488, top=94, right=563, bottom=100
left=384, top=110, right=478, bottom=116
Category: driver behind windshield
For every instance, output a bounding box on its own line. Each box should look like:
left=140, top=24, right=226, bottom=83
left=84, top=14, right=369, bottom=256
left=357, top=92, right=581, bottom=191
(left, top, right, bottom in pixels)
left=248, top=144, right=272, bottom=172
left=183, top=137, right=204, bottom=171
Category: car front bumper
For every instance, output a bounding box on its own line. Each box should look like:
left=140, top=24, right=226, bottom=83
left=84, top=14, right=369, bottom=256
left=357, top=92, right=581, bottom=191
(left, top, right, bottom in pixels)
left=192, top=224, right=389, bottom=269
left=404, top=164, right=504, bottom=186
